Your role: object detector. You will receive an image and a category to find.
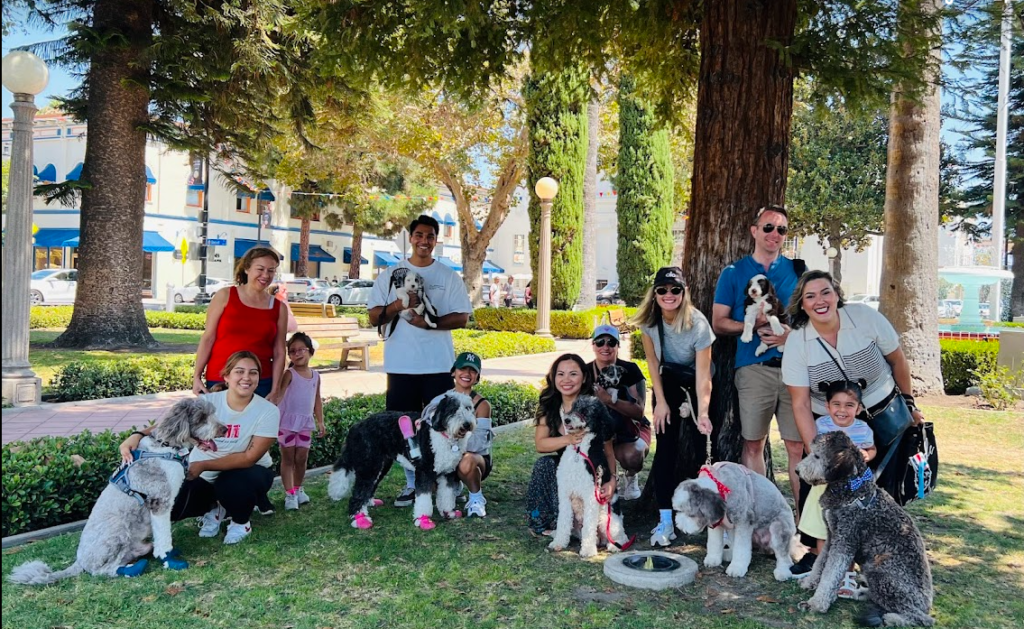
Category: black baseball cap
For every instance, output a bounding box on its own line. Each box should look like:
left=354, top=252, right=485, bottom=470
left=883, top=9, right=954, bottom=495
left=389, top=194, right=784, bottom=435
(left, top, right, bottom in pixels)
left=653, top=266, right=685, bottom=288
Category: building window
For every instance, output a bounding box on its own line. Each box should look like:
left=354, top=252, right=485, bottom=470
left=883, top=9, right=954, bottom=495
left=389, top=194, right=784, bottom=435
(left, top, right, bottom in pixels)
left=186, top=188, right=203, bottom=208
left=513, top=234, right=526, bottom=264
left=236, top=195, right=252, bottom=213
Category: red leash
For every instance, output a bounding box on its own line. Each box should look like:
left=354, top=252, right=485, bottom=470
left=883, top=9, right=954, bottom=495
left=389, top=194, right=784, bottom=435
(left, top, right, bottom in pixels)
left=573, top=444, right=636, bottom=551
left=699, top=464, right=731, bottom=529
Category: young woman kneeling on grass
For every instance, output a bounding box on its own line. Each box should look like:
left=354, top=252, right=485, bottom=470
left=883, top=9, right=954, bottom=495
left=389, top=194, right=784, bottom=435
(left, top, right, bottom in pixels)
left=119, top=351, right=280, bottom=545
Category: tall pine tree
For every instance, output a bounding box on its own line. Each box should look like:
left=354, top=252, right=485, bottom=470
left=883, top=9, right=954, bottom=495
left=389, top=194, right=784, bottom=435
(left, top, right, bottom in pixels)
left=616, top=76, right=674, bottom=306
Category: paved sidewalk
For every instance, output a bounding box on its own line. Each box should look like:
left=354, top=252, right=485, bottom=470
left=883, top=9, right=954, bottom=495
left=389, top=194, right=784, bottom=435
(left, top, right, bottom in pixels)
left=1, top=338, right=602, bottom=444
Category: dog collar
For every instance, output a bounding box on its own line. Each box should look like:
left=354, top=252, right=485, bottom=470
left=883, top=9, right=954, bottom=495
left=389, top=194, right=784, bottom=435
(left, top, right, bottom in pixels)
left=699, top=465, right=732, bottom=529
left=847, top=467, right=873, bottom=491
left=109, top=449, right=189, bottom=505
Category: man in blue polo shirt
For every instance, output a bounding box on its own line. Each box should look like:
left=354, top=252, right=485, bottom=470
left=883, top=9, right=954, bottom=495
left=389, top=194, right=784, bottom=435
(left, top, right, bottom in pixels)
left=712, top=205, right=803, bottom=502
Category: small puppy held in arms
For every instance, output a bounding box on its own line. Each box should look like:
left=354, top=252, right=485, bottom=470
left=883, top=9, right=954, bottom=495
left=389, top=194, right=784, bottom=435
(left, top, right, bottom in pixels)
left=740, top=274, right=786, bottom=356
left=596, top=364, right=627, bottom=404
left=9, top=399, right=226, bottom=584
left=328, top=392, right=476, bottom=530
left=796, top=431, right=934, bottom=627
left=395, top=269, right=440, bottom=329
left=548, top=396, right=633, bottom=558
left=672, top=461, right=801, bottom=581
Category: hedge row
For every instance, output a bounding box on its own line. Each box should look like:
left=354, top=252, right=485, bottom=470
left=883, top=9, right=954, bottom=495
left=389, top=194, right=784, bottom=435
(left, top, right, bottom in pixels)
left=30, top=306, right=207, bottom=331
left=1, top=381, right=538, bottom=537
left=473, top=306, right=637, bottom=339
left=51, top=357, right=195, bottom=402
left=630, top=329, right=1001, bottom=396
left=452, top=329, right=556, bottom=358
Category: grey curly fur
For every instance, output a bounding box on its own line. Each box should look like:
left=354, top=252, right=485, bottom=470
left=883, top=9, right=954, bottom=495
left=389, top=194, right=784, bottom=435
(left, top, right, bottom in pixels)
left=796, top=431, right=934, bottom=626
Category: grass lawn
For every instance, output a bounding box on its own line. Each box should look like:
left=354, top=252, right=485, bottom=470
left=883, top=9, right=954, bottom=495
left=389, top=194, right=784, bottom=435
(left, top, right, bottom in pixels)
left=3, top=405, right=1022, bottom=629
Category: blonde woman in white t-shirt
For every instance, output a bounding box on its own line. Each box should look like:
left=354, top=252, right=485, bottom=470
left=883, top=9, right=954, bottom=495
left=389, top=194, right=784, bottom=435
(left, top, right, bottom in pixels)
left=119, top=351, right=280, bottom=545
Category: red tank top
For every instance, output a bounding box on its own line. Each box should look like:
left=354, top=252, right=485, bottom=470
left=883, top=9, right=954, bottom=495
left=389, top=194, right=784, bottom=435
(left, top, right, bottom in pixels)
left=206, top=287, right=281, bottom=381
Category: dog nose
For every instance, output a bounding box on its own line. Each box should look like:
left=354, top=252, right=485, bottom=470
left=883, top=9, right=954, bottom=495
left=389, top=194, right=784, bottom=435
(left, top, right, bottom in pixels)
left=217, top=424, right=228, bottom=437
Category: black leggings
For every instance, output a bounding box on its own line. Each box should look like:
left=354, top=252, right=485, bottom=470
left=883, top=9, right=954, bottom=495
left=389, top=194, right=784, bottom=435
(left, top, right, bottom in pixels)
left=651, top=387, right=707, bottom=510
left=171, top=465, right=275, bottom=524
left=385, top=372, right=455, bottom=413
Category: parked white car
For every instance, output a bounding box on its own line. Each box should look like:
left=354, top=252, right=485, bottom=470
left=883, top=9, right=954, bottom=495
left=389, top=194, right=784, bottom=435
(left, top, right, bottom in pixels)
left=30, top=268, right=78, bottom=305
left=847, top=294, right=880, bottom=309
left=285, top=278, right=331, bottom=301
left=312, top=278, right=374, bottom=306
left=173, top=277, right=232, bottom=303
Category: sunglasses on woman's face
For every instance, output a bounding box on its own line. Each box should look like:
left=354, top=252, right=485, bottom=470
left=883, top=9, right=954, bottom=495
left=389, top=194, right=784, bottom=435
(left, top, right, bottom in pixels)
left=593, top=338, right=618, bottom=348
left=761, top=223, right=789, bottom=236
left=655, top=286, right=684, bottom=296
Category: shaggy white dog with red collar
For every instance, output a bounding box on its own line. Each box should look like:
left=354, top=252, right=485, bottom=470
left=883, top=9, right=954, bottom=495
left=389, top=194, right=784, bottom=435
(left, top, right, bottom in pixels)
left=548, top=396, right=632, bottom=558
left=672, top=461, right=800, bottom=581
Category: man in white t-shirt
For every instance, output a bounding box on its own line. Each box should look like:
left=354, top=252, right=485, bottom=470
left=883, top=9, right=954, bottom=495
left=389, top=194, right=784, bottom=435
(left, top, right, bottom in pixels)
left=368, top=214, right=472, bottom=506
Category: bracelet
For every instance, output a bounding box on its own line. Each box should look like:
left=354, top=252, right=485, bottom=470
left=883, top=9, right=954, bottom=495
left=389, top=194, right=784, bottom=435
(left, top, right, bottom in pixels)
left=130, top=430, right=146, bottom=438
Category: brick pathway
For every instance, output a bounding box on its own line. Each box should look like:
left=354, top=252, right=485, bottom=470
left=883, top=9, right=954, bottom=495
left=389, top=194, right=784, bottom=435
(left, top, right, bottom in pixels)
left=1, top=338, right=600, bottom=444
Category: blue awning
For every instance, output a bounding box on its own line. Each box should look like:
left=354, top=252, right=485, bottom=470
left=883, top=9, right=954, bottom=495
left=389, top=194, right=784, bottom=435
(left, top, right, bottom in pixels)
left=234, top=238, right=271, bottom=259
left=374, top=252, right=400, bottom=267
left=343, top=247, right=369, bottom=264
left=437, top=256, right=462, bottom=272
left=431, top=210, right=442, bottom=222
left=34, top=228, right=80, bottom=248
left=291, top=243, right=336, bottom=263
left=443, top=213, right=456, bottom=226
left=35, top=163, right=57, bottom=182
left=145, top=165, right=157, bottom=185
left=482, top=259, right=504, bottom=273
left=66, top=162, right=83, bottom=181
left=257, top=189, right=275, bottom=201
left=60, top=231, right=175, bottom=253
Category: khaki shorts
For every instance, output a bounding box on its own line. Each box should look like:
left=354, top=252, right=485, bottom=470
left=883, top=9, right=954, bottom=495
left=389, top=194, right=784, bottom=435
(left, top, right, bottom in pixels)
left=735, top=363, right=800, bottom=442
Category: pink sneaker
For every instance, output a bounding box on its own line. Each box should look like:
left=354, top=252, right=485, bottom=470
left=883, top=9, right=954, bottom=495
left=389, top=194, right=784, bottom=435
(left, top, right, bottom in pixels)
left=351, top=513, right=373, bottom=530
left=415, top=515, right=436, bottom=530
left=442, top=510, right=463, bottom=519
left=370, top=498, right=384, bottom=507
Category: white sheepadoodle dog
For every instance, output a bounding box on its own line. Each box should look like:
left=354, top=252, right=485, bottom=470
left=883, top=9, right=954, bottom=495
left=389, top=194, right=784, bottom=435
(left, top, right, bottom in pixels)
left=548, top=396, right=633, bottom=559
left=672, top=461, right=800, bottom=581
left=395, top=269, right=440, bottom=329
left=9, top=398, right=225, bottom=584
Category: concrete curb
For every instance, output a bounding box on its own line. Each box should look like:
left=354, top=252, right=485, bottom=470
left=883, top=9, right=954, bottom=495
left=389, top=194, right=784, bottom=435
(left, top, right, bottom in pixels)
left=1, top=420, right=532, bottom=549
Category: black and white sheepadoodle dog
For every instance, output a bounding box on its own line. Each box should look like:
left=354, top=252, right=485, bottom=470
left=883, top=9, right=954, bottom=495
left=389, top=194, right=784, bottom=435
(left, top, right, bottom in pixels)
left=548, top=396, right=632, bottom=558
left=796, top=431, right=934, bottom=627
left=740, top=273, right=787, bottom=357
left=9, top=399, right=226, bottom=584
left=328, top=392, right=476, bottom=530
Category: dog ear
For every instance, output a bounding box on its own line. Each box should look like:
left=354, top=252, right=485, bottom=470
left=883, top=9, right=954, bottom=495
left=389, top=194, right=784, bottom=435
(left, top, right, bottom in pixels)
left=823, top=432, right=862, bottom=482
left=696, top=487, right=726, bottom=526
left=431, top=394, right=457, bottom=430
left=153, top=399, right=195, bottom=446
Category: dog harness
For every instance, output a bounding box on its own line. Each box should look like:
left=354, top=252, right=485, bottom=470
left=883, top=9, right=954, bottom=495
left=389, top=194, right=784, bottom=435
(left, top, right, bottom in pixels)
left=109, top=447, right=189, bottom=506
left=699, top=464, right=737, bottom=529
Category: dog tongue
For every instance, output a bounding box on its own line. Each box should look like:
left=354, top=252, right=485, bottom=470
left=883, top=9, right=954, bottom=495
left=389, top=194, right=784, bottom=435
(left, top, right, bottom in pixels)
left=199, top=440, right=218, bottom=452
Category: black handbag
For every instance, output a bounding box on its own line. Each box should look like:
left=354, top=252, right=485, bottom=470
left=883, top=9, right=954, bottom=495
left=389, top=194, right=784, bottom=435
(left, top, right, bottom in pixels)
left=894, top=422, right=939, bottom=506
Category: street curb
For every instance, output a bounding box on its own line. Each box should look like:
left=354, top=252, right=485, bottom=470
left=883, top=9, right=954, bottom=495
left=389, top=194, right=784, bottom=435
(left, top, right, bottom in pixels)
left=2, top=420, right=532, bottom=549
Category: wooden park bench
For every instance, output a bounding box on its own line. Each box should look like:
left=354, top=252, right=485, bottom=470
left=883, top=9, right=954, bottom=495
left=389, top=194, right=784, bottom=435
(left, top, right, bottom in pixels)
left=293, top=307, right=377, bottom=370
left=607, top=308, right=627, bottom=327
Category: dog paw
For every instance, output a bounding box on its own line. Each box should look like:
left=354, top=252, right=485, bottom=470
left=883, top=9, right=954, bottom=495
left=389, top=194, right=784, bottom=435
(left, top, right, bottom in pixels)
left=774, top=567, right=794, bottom=581
left=725, top=563, right=749, bottom=578
left=547, top=541, right=564, bottom=552
left=754, top=344, right=767, bottom=356
left=802, top=597, right=830, bottom=614
left=116, top=559, right=149, bottom=578
left=800, top=577, right=819, bottom=591
left=704, top=556, right=723, bottom=568
left=351, top=513, right=373, bottom=529
left=370, top=498, right=384, bottom=507
left=442, top=510, right=462, bottom=519
left=579, top=546, right=598, bottom=559
left=414, top=515, right=436, bottom=530
left=159, top=555, right=188, bottom=570
left=740, top=331, right=753, bottom=344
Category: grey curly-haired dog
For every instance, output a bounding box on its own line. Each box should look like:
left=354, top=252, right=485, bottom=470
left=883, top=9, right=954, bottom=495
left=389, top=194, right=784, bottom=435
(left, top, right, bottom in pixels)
left=672, top=461, right=801, bottom=580
left=796, top=431, right=934, bottom=627
left=9, top=398, right=225, bottom=584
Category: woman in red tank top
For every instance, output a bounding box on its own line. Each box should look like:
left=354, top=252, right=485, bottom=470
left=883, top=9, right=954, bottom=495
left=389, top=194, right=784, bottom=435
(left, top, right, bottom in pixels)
left=192, top=247, right=288, bottom=402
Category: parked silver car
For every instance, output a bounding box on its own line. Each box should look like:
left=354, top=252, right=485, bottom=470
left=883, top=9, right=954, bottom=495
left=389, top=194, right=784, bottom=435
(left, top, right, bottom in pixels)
left=173, top=277, right=231, bottom=303
left=30, top=268, right=78, bottom=305
left=307, top=279, right=374, bottom=305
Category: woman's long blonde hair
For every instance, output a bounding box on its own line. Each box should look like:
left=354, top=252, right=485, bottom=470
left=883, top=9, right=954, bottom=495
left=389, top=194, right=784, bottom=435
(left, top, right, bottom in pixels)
left=629, top=285, right=695, bottom=333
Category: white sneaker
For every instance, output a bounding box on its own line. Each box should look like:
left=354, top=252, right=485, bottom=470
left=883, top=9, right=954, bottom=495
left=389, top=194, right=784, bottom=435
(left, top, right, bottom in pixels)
left=284, top=493, right=299, bottom=511
left=296, top=487, right=311, bottom=505
left=198, top=504, right=226, bottom=538
left=224, top=521, right=252, bottom=545
left=650, top=521, right=677, bottom=547
left=621, top=474, right=642, bottom=500
left=466, top=498, right=487, bottom=518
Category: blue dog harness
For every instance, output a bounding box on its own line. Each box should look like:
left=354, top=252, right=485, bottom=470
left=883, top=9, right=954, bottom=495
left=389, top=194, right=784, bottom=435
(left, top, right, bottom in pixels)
left=109, top=446, right=189, bottom=505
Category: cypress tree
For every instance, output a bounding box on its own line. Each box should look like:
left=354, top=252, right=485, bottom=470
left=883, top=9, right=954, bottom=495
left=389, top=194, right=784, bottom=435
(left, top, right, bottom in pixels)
left=616, top=76, right=674, bottom=306
left=525, top=64, right=589, bottom=311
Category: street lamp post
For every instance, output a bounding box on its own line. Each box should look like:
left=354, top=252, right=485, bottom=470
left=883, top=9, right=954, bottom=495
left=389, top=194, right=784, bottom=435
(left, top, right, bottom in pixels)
left=2, top=51, right=49, bottom=407
left=534, top=177, right=559, bottom=338
left=826, top=246, right=839, bottom=277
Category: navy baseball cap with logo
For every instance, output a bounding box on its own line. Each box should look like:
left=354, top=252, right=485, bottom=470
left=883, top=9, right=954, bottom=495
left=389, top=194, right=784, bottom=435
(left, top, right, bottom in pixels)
left=653, top=266, right=685, bottom=288
left=452, top=352, right=482, bottom=374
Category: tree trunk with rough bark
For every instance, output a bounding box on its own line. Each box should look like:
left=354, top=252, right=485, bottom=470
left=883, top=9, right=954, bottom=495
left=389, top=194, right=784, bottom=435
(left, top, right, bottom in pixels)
left=297, top=217, right=311, bottom=277
left=348, top=227, right=363, bottom=279
left=579, top=97, right=600, bottom=308
left=878, top=0, right=944, bottom=395
left=54, top=0, right=156, bottom=349
left=682, top=0, right=797, bottom=465
left=1012, top=220, right=1024, bottom=318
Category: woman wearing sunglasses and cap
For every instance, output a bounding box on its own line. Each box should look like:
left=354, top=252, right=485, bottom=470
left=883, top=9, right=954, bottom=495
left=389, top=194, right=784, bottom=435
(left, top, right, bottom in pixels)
left=631, top=266, right=715, bottom=547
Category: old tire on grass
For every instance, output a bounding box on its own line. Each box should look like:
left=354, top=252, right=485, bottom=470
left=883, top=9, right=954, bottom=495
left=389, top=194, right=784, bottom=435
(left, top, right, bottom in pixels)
left=603, top=551, right=698, bottom=590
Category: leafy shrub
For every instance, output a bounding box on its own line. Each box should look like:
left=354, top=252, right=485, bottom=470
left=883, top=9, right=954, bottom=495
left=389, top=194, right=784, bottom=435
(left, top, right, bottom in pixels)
left=51, top=357, right=194, bottom=402
left=631, top=329, right=646, bottom=360
left=472, top=306, right=635, bottom=339
left=453, top=330, right=555, bottom=358
left=173, top=305, right=208, bottom=314
left=29, top=306, right=74, bottom=329
left=144, top=310, right=207, bottom=330
left=973, top=365, right=1024, bottom=411
left=332, top=306, right=371, bottom=328
left=939, top=339, right=999, bottom=395
left=2, top=381, right=539, bottom=535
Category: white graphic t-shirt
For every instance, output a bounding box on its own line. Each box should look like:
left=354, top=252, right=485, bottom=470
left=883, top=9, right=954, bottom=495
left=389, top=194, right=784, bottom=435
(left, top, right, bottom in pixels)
left=369, top=260, right=473, bottom=374
left=190, top=391, right=280, bottom=481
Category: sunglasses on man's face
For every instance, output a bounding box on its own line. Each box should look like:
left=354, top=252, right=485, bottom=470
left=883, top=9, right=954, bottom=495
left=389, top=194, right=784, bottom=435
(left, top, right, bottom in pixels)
left=655, top=286, right=684, bottom=296
left=761, top=223, right=789, bottom=236
left=593, top=338, right=618, bottom=348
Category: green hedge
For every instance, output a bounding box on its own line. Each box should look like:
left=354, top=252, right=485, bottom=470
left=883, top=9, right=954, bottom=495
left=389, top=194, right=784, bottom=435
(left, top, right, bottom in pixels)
left=29, top=306, right=74, bottom=329
left=453, top=329, right=555, bottom=358
left=473, top=306, right=637, bottom=339
left=631, top=329, right=646, bottom=360
left=29, top=306, right=207, bottom=331
left=939, top=339, right=1000, bottom=395
left=333, top=306, right=371, bottom=329
left=173, top=305, right=208, bottom=314
left=51, top=357, right=194, bottom=402
left=2, top=381, right=538, bottom=537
